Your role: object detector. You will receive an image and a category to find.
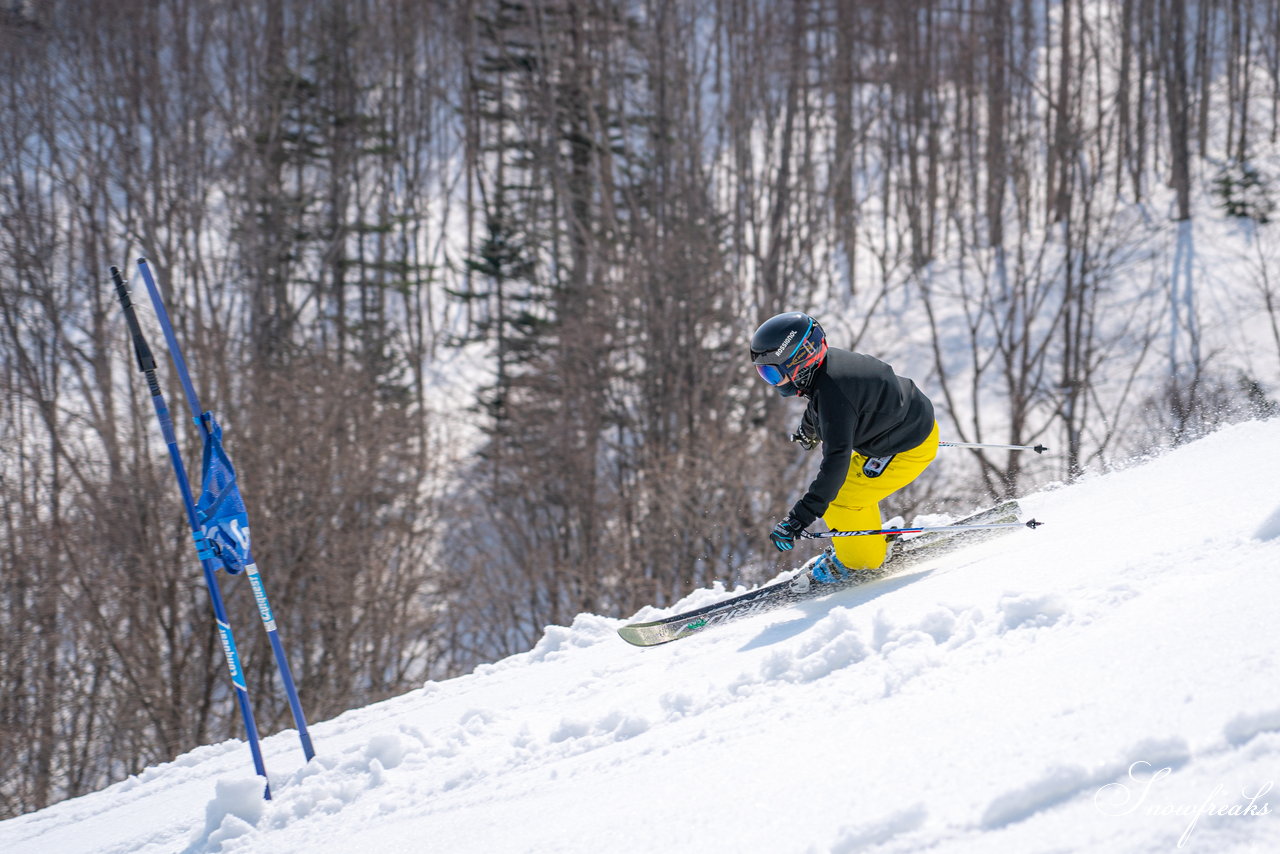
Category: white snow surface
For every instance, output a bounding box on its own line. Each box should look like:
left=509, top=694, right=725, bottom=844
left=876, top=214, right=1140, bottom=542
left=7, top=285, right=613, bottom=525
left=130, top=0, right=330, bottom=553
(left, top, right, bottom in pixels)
left=5, top=420, right=1280, bottom=854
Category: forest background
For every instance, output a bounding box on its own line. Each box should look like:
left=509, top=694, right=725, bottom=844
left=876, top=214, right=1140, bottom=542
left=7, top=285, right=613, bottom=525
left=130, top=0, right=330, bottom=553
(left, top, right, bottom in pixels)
left=4, top=0, right=1280, bottom=819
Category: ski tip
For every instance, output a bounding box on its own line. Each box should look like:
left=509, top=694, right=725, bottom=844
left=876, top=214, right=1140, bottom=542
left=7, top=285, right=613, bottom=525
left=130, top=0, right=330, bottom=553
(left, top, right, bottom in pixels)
left=617, top=627, right=643, bottom=646
left=618, top=619, right=690, bottom=647
left=617, top=626, right=662, bottom=647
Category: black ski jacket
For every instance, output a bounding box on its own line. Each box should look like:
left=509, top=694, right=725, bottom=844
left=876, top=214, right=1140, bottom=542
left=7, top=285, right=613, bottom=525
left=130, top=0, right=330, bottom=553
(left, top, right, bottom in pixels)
left=789, top=348, right=935, bottom=528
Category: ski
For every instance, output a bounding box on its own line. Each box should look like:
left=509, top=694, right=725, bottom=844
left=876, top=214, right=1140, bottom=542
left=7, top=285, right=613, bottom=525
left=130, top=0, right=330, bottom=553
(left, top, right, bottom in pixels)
left=617, top=566, right=872, bottom=647
left=617, top=501, right=1025, bottom=647
left=890, top=499, right=1024, bottom=557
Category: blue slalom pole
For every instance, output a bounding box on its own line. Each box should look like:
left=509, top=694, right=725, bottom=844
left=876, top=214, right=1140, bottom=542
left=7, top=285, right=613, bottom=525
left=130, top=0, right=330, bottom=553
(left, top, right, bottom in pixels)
left=137, top=258, right=315, bottom=763
left=111, top=267, right=272, bottom=798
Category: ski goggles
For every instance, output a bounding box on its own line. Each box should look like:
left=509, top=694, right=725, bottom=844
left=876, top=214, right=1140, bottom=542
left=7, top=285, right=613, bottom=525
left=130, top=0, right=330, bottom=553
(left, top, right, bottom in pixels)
left=754, top=363, right=790, bottom=386
left=753, top=337, right=826, bottom=387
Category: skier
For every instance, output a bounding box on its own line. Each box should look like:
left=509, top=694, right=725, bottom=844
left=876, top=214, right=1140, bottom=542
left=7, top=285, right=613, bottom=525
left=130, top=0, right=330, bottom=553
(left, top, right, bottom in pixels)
left=750, top=311, right=939, bottom=586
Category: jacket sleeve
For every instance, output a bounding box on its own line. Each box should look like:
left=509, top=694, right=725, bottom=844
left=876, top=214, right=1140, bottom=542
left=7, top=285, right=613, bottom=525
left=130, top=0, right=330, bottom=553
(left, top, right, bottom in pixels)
left=789, top=398, right=857, bottom=528
left=796, top=405, right=820, bottom=444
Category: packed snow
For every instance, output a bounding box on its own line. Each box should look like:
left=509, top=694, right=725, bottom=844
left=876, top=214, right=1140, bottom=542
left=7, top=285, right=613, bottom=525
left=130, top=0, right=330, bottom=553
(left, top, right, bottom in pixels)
left=4, top=420, right=1280, bottom=853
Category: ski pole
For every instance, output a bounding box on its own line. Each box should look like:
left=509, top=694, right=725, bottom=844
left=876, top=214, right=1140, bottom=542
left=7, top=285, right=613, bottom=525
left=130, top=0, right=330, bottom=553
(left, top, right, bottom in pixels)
left=137, top=258, right=315, bottom=763
left=940, top=440, right=1049, bottom=454
left=802, top=519, right=1042, bottom=539
left=111, top=267, right=272, bottom=798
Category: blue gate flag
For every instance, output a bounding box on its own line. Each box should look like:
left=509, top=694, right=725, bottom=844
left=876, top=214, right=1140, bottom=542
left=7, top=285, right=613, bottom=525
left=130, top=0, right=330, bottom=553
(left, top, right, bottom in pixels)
left=196, top=411, right=251, bottom=575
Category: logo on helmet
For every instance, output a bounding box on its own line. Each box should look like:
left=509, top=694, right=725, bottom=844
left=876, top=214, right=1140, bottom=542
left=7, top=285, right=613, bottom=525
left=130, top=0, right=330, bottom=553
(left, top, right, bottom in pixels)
left=774, top=330, right=797, bottom=357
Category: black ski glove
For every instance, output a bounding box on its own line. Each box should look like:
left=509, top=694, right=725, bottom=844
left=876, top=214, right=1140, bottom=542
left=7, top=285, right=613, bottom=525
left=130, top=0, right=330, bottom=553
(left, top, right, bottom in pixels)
left=769, top=515, right=807, bottom=552
left=790, top=427, right=818, bottom=451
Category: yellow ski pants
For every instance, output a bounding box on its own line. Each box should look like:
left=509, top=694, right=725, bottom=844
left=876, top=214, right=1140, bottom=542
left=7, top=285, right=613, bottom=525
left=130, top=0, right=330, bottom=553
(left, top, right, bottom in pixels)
left=822, top=420, right=940, bottom=570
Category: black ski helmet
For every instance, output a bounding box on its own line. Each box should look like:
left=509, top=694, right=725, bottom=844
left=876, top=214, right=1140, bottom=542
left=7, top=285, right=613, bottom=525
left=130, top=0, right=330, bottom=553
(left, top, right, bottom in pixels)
left=750, top=311, right=828, bottom=395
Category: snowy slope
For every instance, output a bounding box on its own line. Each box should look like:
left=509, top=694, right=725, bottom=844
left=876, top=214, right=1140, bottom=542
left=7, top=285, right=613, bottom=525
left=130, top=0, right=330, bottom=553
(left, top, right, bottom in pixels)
left=4, top=420, right=1280, bottom=854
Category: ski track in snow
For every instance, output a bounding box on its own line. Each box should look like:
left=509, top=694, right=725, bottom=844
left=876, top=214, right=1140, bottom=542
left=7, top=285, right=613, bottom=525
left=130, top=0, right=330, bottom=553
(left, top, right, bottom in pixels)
left=3, top=420, right=1280, bottom=853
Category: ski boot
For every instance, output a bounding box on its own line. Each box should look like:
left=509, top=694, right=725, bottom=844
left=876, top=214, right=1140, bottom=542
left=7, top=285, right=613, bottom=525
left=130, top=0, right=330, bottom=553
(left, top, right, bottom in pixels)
left=787, top=547, right=853, bottom=593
